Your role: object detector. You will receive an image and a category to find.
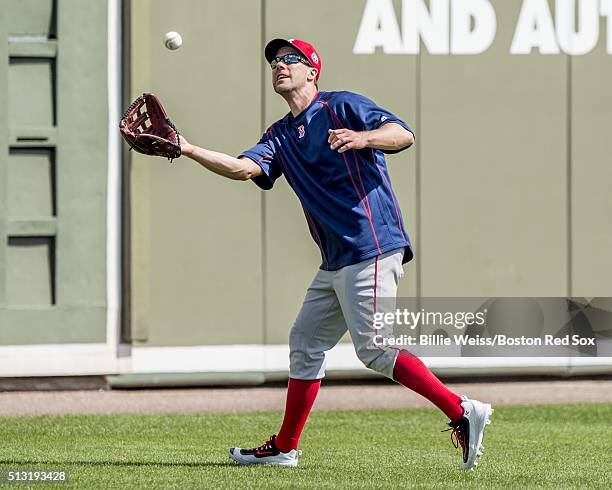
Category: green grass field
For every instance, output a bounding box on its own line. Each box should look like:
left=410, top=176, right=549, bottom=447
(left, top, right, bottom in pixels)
left=1, top=404, right=611, bottom=489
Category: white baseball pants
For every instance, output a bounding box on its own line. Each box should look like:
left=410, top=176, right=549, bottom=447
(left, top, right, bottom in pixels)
left=289, top=248, right=405, bottom=380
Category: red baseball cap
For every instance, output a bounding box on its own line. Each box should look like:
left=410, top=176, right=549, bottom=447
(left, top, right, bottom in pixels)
left=265, top=38, right=322, bottom=81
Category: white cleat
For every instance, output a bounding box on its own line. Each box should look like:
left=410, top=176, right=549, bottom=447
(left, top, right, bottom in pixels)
left=446, top=395, right=493, bottom=471
left=228, top=434, right=301, bottom=467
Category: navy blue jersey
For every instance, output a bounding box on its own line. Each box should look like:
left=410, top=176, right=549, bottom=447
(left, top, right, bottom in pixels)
left=241, top=91, right=414, bottom=271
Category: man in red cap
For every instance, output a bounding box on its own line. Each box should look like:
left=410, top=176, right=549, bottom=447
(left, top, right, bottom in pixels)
left=179, top=38, right=492, bottom=470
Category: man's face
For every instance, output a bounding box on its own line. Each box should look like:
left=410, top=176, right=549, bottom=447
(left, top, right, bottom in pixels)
left=271, top=46, right=314, bottom=94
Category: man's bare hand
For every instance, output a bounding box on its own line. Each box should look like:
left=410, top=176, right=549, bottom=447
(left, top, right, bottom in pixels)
left=328, top=129, right=368, bottom=154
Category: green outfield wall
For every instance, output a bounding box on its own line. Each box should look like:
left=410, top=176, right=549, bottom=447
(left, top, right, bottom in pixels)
left=0, top=0, right=109, bottom=346
left=127, top=0, right=612, bottom=349
left=1, top=0, right=611, bottom=379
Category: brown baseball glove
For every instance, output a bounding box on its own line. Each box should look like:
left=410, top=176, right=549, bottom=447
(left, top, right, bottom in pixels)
left=119, top=93, right=181, bottom=162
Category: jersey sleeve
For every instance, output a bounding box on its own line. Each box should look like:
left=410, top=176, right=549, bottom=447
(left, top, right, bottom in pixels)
left=337, top=92, right=415, bottom=154
left=239, top=130, right=283, bottom=190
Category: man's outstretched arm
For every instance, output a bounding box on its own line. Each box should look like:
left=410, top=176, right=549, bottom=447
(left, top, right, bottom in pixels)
left=180, top=135, right=263, bottom=181
left=327, top=122, right=414, bottom=154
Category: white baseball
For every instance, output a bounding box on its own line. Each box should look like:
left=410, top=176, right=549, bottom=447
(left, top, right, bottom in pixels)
left=164, top=31, right=182, bottom=50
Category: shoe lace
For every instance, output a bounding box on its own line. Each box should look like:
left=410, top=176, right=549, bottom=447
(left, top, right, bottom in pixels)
left=251, top=435, right=276, bottom=452
left=442, top=425, right=465, bottom=451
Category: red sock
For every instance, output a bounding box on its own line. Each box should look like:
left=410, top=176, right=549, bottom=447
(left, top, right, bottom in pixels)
left=393, top=350, right=463, bottom=421
left=275, top=378, right=321, bottom=452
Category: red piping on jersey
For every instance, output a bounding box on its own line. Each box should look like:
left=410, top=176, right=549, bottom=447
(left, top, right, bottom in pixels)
left=321, top=100, right=382, bottom=255
left=370, top=148, right=407, bottom=242
left=323, top=103, right=375, bottom=221
left=269, top=125, right=328, bottom=267
left=373, top=255, right=378, bottom=313
left=324, top=99, right=407, bottom=244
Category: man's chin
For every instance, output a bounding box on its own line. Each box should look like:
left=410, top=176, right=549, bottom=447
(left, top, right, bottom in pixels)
left=273, top=83, right=292, bottom=94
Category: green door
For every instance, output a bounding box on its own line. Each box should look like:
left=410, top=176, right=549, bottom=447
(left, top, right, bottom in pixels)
left=0, top=0, right=109, bottom=345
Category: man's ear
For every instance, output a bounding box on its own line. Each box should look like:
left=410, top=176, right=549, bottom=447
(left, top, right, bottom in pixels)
left=308, top=68, right=318, bottom=82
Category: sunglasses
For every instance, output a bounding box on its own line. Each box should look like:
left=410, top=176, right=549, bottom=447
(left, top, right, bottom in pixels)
left=270, top=53, right=311, bottom=69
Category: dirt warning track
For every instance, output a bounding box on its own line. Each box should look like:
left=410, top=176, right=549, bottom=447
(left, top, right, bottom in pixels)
left=1, top=379, right=611, bottom=416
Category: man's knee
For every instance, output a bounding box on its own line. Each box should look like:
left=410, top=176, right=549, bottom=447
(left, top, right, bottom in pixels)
left=356, top=347, right=398, bottom=379
left=289, top=348, right=326, bottom=380
left=289, top=328, right=300, bottom=353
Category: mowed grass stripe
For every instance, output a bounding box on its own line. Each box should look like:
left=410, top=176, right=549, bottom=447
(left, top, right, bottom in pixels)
left=0, top=404, right=610, bottom=489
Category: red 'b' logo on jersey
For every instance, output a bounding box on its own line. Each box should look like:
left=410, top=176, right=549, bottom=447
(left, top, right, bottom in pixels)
left=298, top=125, right=305, bottom=139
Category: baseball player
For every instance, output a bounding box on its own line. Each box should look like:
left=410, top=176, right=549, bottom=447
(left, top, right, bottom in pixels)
left=179, top=38, right=492, bottom=470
